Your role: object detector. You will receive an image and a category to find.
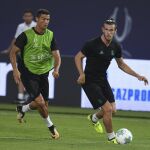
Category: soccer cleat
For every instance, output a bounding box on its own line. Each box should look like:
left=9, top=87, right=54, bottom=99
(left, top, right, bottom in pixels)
left=16, top=105, right=25, bottom=123
left=108, top=138, right=118, bottom=144
left=49, top=125, right=60, bottom=139
left=87, top=114, right=103, bottom=134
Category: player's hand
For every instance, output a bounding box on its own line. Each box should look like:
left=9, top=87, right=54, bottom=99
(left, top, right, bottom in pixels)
left=13, top=69, right=21, bottom=84
left=77, top=73, right=85, bottom=85
left=137, top=75, right=148, bottom=85
left=52, top=70, right=59, bottom=78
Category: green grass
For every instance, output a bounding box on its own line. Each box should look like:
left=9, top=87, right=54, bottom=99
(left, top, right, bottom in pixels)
left=1, top=104, right=150, bottom=119
left=0, top=104, right=150, bottom=150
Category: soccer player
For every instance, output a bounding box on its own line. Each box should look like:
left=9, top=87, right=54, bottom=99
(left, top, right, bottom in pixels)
left=9, top=9, right=61, bottom=139
left=1, top=9, right=36, bottom=104
left=75, top=18, right=148, bottom=143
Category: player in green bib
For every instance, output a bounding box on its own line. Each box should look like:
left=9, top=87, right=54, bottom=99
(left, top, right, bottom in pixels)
left=10, top=9, right=61, bottom=139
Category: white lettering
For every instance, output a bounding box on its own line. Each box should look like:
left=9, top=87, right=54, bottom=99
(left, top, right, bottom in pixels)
left=0, top=62, right=55, bottom=99
left=48, top=70, right=55, bottom=99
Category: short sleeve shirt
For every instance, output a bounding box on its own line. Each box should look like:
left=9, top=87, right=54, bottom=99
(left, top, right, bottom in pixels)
left=81, top=37, right=122, bottom=79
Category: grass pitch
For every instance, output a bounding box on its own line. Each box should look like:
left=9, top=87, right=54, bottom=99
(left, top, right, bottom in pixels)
left=0, top=104, right=150, bottom=150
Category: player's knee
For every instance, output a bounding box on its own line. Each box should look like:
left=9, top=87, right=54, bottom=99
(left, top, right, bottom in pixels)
left=45, top=100, right=48, bottom=105
left=35, top=95, right=45, bottom=107
left=39, top=101, right=45, bottom=108
left=110, top=102, right=116, bottom=115
left=107, top=106, right=112, bottom=114
left=103, top=104, right=112, bottom=115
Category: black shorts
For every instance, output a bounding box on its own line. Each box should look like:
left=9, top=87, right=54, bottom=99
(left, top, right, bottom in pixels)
left=82, top=77, right=115, bottom=109
left=19, top=65, right=49, bottom=102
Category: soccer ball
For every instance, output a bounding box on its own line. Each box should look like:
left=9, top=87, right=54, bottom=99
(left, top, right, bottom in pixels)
left=116, top=128, right=133, bottom=144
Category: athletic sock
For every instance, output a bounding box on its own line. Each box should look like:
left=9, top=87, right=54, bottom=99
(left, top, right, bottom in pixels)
left=92, top=114, right=99, bottom=123
left=107, top=131, right=116, bottom=140
left=44, top=116, right=53, bottom=128
left=18, top=93, right=24, bottom=100
left=22, top=104, right=31, bottom=112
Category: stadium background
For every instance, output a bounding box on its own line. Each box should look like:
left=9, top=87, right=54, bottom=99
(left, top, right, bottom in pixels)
left=0, top=0, right=150, bottom=110
left=0, top=1, right=150, bottom=150
left=0, top=0, right=150, bottom=58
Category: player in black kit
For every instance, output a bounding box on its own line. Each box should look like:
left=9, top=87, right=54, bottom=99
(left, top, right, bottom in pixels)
left=75, top=18, right=148, bottom=144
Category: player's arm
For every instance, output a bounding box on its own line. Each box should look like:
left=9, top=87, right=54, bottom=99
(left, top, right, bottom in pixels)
left=115, top=57, right=148, bottom=85
left=9, top=45, right=21, bottom=84
left=9, top=32, right=27, bottom=84
left=75, top=51, right=86, bottom=84
left=52, top=50, right=61, bottom=78
left=51, top=36, right=61, bottom=78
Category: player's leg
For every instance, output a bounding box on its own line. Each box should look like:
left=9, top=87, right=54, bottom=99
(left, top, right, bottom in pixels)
left=17, top=71, right=60, bottom=139
left=39, top=73, right=59, bottom=139
left=102, top=79, right=116, bottom=115
left=16, top=54, right=26, bottom=104
left=82, top=82, right=104, bottom=133
left=16, top=73, right=49, bottom=119
left=94, top=79, right=116, bottom=120
left=110, top=102, right=117, bottom=115
left=99, top=79, right=117, bottom=143
left=16, top=98, right=42, bottom=123
left=40, top=74, right=49, bottom=110
left=17, top=81, right=25, bottom=104
left=34, top=95, right=48, bottom=117
left=45, top=101, right=49, bottom=108
left=90, top=102, right=116, bottom=122
left=101, top=101, right=117, bottom=144
left=16, top=69, right=43, bottom=122
left=33, top=95, right=59, bottom=139
left=100, top=101, right=112, bottom=133
left=82, top=81, right=118, bottom=143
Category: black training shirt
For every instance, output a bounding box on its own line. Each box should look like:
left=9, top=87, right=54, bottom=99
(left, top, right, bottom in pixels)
left=81, top=36, right=122, bottom=79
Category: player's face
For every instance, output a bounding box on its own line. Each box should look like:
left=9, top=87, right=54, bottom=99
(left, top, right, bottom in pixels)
left=36, top=14, right=50, bottom=30
left=102, top=24, right=116, bottom=41
left=23, top=13, right=33, bottom=24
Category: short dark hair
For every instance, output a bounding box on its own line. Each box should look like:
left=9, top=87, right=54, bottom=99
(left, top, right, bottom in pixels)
left=103, top=18, right=117, bottom=28
left=23, top=9, right=34, bottom=15
left=36, top=9, right=50, bottom=17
